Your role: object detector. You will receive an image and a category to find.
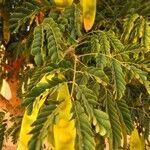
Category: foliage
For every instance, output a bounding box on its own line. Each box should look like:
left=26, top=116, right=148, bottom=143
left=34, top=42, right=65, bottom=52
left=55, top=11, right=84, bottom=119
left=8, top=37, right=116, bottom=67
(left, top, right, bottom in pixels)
left=0, top=112, right=6, bottom=150
left=0, top=0, right=150, bottom=149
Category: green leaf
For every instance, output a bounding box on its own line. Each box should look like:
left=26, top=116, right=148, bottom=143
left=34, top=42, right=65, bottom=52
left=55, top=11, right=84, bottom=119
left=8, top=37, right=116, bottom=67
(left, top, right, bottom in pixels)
left=76, top=73, right=89, bottom=85
left=85, top=67, right=109, bottom=85
left=106, top=31, right=124, bottom=52
left=63, top=4, right=82, bottom=39
left=22, top=97, right=35, bottom=107
left=76, top=85, right=97, bottom=118
left=9, top=1, right=41, bottom=32
left=111, top=59, right=126, bottom=99
left=31, top=26, right=44, bottom=56
left=76, top=85, right=98, bottom=106
left=90, top=82, right=100, bottom=97
left=91, top=35, right=100, bottom=53
left=0, top=123, right=6, bottom=150
left=74, top=4, right=82, bottom=37
left=121, top=14, right=139, bottom=42
left=142, top=20, right=150, bottom=52
left=93, top=109, right=111, bottom=136
left=24, top=72, right=63, bottom=109
left=31, top=24, right=45, bottom=66
left=97, top=31, right=110, bottom=54
left=96, top=54, right=108, bottom=69
left=10, top=13, right=27, bottom=19
left=74, top=101, right=95, bottom=150
left=24, top=2, right=39, bottom=10
left=28, top=102, right=57, bottom=150
left=34, top=53, right=43, bottom=66
left=106, top=93, right=122, bottom=150
left=130, top=66, right=150, bottom=94
left=117, top=100, right=134, bottom=133
left=46, top=76, right=65, bottom=88
left=29, top=125, right=43, bottom=134
left=137, top=17, right=145, bottom=39
left=43, top=18, right=63, bottom=63
left=27, top=83, right=49, bottom=98
left=15, top=7, right=33, bottom=14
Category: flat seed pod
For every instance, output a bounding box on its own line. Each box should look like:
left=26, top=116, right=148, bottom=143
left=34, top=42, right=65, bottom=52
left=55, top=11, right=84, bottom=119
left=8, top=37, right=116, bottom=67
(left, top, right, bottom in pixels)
left=17, top=74, right=54, bottom=150
left=54, top=0, right=73, bottom=7
left=81, top=0, right=96, bottom=31
left=53, top=83, right=76, bottom=150
left=130, top=128, right=143, bottom=150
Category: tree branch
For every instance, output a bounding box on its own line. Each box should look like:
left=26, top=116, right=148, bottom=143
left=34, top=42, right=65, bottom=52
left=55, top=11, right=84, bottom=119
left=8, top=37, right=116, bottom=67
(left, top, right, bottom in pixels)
left=0, top=94, right=23, bottom=115
left=7, top=77, right=21, bottom=107
left=0, top=94, right=14, bottom=112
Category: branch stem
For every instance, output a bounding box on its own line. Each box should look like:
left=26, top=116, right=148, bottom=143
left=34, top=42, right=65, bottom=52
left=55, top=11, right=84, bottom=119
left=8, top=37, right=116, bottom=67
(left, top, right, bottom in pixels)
left=71, top=55, right=77, bottom=98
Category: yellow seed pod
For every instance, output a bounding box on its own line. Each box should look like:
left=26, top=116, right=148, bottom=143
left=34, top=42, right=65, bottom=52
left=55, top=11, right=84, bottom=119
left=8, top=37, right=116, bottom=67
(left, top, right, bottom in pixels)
left=17, top=73, right=76, bottom=150
left=81, top=0, right=96, bottom=31
left=54, top=0, right=73, bottom=7
left=53, top=83, right=76, bottom=150
left=17, top=74, right=54, bottom=150
left=130, top=128, right=143, bottom=150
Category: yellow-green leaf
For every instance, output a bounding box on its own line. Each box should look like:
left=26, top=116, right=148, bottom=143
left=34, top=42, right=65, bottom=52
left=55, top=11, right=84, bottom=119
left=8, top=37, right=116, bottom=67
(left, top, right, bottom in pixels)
left=142, top=20, right=150, bottom=52
left=121, top=14, right=139, bottom=42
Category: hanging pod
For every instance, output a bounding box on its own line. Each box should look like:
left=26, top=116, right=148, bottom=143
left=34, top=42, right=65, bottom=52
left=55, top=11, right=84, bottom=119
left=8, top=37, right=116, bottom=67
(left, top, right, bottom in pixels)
left=130, top=128, right=145, bottom=150
left=17, top=73, right=76, bottom=150
left=52, top=83, right=76, bottom=150
left=81, top=0, right=96, bottom=31
left=54, top=0, right=73, bottom=7
left=17, top=74, right=54, bottom=150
